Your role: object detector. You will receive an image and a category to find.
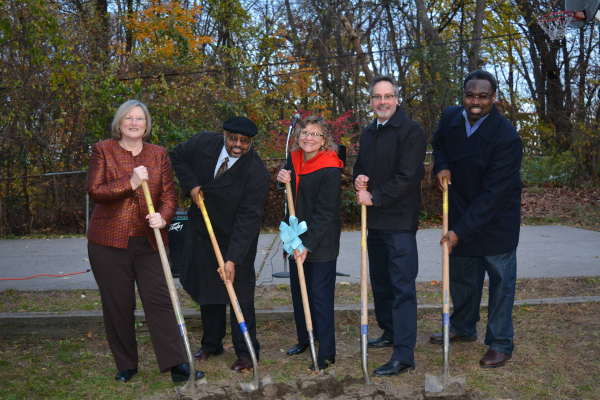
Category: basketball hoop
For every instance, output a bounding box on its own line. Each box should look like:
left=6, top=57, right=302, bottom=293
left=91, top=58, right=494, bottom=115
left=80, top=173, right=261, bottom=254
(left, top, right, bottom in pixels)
left=538, top=11, right=586, bottom=40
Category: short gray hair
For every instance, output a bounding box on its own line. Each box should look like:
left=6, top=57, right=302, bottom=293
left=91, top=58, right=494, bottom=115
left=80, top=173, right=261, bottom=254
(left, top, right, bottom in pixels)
left=368, top=75, right=399, bottom=98
left=111, top=100, right=152, bottom=140
left=291, top=115, right=338, bottom=153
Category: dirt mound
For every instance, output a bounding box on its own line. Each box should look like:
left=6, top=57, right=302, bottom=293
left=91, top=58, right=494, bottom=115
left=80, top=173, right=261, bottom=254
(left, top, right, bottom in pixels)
left=159, top=373, right=479, bottom=400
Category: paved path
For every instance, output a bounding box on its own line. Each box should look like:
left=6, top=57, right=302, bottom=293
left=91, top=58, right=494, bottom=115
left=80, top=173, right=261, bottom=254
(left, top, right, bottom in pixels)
left=1, top=225, right=599, bottom=291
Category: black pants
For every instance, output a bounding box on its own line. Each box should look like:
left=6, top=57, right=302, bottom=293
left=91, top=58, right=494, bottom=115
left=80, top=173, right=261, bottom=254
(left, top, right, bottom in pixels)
left=367, top=229, right=418, bottom=366
left=199, top=301, right=260, bottom=359
left=290, top=259, right=337, bottom=360
left=88, top=237, right=187, bottom=372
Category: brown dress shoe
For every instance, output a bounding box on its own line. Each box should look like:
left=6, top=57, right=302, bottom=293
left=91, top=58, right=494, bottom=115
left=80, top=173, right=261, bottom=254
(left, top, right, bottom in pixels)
left=429, top=331, right=477, bottom=344
left=231, top=357, right=253, bottom=372
left=193, top=347, right=224, bottom=360
left=479, top=349, right=512, bottom=368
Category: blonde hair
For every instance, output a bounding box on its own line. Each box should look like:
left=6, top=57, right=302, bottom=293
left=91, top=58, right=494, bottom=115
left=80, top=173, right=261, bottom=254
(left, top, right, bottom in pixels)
left=291, top=115, right=338, bottom=153
left=111, top=100, right=152, bottom=139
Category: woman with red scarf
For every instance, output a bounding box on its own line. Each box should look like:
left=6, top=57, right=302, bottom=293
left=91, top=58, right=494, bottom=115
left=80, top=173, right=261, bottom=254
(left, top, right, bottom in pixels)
left=277, top=115, right=343, bottom=370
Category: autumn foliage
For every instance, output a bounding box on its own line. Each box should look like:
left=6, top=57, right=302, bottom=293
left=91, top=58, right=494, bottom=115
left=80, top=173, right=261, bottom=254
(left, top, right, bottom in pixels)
left=1, top=0, right=599, bottom=236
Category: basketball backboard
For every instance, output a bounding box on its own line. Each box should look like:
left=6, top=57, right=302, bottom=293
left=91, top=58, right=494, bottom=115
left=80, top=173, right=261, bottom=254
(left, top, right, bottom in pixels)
left=565, top=0, right=600, bottom=27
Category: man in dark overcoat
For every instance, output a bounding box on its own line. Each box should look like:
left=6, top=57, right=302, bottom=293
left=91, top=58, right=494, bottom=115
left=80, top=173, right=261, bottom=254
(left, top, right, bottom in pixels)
left=169, top=116, right=271, bottom=372
left=430, top=70, right=522, bottom=368
left=353, top=75, right=427, bottom=376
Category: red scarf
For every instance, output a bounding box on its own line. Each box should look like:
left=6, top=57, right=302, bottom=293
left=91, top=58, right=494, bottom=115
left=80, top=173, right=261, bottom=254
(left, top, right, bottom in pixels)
left=290, top=149, right=343, bottom=209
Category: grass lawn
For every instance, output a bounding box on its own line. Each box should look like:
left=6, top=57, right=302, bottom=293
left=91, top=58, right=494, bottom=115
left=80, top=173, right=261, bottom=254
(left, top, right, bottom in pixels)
left=2, top=276, right=599, bottom=313
left=1, top=277, right=599, bottom=399
left=0, top=302, right=599, bottom=399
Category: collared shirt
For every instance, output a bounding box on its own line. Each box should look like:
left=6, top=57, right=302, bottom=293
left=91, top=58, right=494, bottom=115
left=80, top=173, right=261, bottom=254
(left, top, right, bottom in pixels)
left=377, top=120, right=388, bottom=130
left=214, top=146, right=239, bottom=177
left=462, top=109, right=490, bottom=137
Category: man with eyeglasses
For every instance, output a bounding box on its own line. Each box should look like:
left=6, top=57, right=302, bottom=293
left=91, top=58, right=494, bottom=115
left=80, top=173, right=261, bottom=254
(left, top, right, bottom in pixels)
left=169, top=116, right=271, bottom=373
left=353, top=75, right=426, bottom=376
left=430, top=70, right=522, bottom=368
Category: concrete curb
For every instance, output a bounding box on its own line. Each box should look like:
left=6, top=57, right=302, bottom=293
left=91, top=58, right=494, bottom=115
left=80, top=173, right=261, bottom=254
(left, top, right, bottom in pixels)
left=1, top=296, right=599, bottom=339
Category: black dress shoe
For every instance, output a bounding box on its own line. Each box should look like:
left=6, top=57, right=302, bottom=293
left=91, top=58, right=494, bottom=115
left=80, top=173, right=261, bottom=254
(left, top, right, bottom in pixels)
left=429, top=331, right=477, bottom=345
left=287, top=343, right=309, bottom=355
left=193, top=347, right=224, bottom=360
left=171, top=363, right=205, bottom=383
left=373, top=360, right=414, bottom=376
left=367, top=336, right=394, bottom=348
left=309, top=355, right=335, bottom=371
left=115, top=367, right=138, bottom=382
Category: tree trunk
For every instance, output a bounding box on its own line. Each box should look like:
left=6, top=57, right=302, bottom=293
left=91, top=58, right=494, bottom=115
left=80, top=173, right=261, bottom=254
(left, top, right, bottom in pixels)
left=340, top=15, right=373, bottom=84
left=468, top=0, right=486, bottom=70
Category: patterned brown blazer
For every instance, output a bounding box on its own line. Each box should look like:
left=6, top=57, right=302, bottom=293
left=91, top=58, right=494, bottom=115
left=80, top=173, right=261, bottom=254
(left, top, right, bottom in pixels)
left=86, top=139, right=177, bottom=250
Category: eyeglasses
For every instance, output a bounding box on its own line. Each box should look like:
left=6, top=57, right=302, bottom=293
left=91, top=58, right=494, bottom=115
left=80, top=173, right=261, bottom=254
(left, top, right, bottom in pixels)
left=299, top=131, right=324, bottom=138
left=371, top=94, right=396, bottom=102
left=464, top=93, right=495, bottom=101
left=227, top=134, right=251, bottom=145
left=124, top=116, right=146, bottom=123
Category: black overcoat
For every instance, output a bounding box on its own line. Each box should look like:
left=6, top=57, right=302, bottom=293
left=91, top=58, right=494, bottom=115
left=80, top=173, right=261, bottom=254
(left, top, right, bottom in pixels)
left=431, top=105, right=522, bottom=257
left=169, top=132, right=271, bottom=305
left=352, top=107, right=427, bottom=231
left=281, top=153, right=342, bottom=263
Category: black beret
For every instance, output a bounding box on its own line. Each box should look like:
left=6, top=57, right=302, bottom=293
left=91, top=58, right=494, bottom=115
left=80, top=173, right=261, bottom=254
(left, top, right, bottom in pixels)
left=223, top=116, right=258, bottom=137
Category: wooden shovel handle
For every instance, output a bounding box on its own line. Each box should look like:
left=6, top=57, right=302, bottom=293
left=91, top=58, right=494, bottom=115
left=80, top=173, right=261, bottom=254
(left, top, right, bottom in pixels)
left=285, top=181, right=295, bottom=216
left=197, top=193, right=246, bottom=325
left=442, top=177, right=450, bottom=316
left=284, top=181, right=313, bottom=331
left=361, top=204, right=368, bottom=326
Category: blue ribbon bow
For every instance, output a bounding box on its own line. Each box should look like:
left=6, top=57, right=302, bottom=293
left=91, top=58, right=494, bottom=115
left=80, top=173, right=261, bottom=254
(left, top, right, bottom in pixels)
left=279, top=216, right=308, bottom=255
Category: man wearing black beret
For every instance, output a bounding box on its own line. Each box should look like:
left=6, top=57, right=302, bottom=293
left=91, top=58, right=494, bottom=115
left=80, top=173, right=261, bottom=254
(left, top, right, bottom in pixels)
left=170, top=116, right=271, bottom=372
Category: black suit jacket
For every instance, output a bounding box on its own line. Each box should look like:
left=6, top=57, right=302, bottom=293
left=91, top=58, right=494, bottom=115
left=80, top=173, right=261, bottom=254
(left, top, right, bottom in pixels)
left=169, top=132, right=270, bottom=304
left=431, top=105, right=522, bottom=256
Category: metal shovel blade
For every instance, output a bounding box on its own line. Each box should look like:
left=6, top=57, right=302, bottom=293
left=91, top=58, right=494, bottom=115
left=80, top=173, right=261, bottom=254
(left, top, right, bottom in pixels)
left=360, top=332, right=374, bottom=385
left=239, top=375, right=275, bottom=392
left=175, top=377, right=208, bottom=397
left=238, top=331, right=274, bottom=392
left=308, top=331, right=321, bottom=374
left=425, top=373, right=466, bottom=393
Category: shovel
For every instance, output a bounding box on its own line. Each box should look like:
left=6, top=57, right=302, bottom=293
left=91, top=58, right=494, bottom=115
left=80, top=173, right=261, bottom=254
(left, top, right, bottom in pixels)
left=425, top=177, right=466, bottom=393
left=284, top=182, right=320, bottom=374
left=197, top=193, right=274, bottom=392
left=360, top=205, right=374, bottom=385
left=141, top=182, right=206, bottom=393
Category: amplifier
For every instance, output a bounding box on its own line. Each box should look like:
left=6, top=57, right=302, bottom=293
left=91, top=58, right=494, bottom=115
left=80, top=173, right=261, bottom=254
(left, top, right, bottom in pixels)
left=168, top=211, right=188, bottom=278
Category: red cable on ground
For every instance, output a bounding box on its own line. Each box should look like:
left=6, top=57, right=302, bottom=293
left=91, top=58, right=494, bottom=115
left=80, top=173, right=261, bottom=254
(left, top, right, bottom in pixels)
left=0, top=269, right=91, bottom=281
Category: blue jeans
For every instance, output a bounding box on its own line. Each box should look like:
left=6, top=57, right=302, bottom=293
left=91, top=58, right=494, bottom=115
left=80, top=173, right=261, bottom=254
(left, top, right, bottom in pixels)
left=449, top=250, right=517, bottom=354
left=367, top=229, right=418, bottom=366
